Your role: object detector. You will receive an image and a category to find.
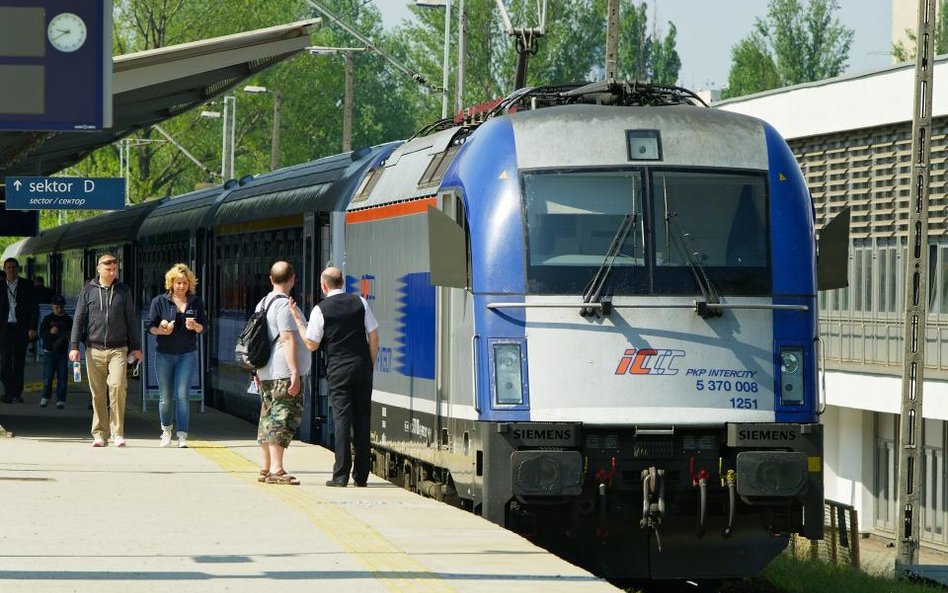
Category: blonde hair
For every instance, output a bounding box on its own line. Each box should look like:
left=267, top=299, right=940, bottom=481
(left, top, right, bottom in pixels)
left=164, top=263, right=198, bottom=294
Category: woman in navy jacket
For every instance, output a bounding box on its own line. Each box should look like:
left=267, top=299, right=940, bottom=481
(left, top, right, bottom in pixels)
left=147, top=263, right=206, bottom=448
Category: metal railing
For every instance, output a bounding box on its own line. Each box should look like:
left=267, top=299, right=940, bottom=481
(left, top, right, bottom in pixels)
left=788, top=499, right=860, bottom=568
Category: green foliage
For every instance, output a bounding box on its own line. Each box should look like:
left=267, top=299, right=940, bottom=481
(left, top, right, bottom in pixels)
left=723, top=0, right=853, bottom=99
left=394, top=0, right=679, bottom=119
left=612, top=1, right=681, bottom=84
left=760, top=554, right=948, bottom=593
left=35, top=0, right=682, bottom=237
left=892, top=2, right=948, bottom=62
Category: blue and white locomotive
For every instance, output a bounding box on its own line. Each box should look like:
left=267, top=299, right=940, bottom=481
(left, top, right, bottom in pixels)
left=343, top=82, right=827, bottom=580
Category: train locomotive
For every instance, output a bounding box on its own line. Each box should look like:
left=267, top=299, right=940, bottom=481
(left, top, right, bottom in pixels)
left=344, top=82, right=827, bottom=580
left=9, top=81, right=833, bottom=581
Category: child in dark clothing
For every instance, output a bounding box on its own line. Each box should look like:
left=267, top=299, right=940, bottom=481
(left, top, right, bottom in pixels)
left=39, top=295, right=72, bottom=408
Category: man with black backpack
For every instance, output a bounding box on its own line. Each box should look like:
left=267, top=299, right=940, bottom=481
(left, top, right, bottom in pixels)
left=253, top=261, right=310, bottom=485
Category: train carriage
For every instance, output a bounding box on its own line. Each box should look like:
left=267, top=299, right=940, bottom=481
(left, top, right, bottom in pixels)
left=346, top=83, right=831, bottom=580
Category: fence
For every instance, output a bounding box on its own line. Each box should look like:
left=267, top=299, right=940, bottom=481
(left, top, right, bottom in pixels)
left=788, top=499, right=860, bottom=568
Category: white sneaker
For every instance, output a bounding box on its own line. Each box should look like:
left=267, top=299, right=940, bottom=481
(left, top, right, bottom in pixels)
left=92, top=437, right=106, bottom=447
left=56, top=401, right=65, bottom=409
left=39, top=397, right=49, bottom=408
left=113, top=436, right=127, bottom=447
left=160, top=429, right=172, bottom=448
left=177, top=433, right=188, bottom=448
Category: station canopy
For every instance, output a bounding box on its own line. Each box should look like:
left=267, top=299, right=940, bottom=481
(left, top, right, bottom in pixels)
left=0, top=19, right=319, bottom=179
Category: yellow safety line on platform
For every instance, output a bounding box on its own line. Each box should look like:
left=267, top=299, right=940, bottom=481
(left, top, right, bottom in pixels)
left=191, top=439, right=457, bottom=593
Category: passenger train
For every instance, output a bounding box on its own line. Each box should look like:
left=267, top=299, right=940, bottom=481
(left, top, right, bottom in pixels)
left=9, top=81, right=838, bottom=581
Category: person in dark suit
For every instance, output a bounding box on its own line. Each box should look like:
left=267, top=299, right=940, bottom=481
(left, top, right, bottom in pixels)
left=290, top=266, right=378, bottom=488
left=0, top=258, right=39, bottom=403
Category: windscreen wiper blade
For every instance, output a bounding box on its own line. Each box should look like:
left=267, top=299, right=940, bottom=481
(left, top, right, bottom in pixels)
left=581, top=213, right=636, bottom=317
left=665, top=211, right=722, bottom=318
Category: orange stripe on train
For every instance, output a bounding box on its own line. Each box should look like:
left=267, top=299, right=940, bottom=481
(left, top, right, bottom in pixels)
left=345, top=197, right=437, bottom=224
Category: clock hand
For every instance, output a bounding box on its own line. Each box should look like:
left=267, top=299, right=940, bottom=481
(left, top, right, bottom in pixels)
left=52, top=30, right=71, bottom=40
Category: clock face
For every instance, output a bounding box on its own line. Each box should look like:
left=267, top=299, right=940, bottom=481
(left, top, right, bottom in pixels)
left=47, top=13, right=87, bottom=53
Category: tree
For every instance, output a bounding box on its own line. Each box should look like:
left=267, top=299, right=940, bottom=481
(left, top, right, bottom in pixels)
left=723, top=0, right=853, bottom=99
left=891, top=2, right=948, bottom=62
left=614, top=1, right=680, bottom=85
left=393, top=0, right=680, bottom=121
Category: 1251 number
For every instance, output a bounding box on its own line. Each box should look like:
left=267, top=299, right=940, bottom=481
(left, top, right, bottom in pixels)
left=730, top=397, right=758, bottom=409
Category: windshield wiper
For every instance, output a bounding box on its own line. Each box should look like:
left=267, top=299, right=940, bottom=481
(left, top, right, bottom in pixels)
left=581, top=213, right=637, bottom=317
left=662, top=183, right=721, bottom=319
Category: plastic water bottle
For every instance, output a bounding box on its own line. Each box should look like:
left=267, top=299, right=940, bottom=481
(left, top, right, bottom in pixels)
left=73, top=361, right=82, bottom=383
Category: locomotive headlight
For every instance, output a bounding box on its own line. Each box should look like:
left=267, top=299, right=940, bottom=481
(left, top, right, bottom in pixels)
left=778, top=346, right=804, bottom=405
left=492, top=342, right=524, bottom=405
left=780, top=351, right=801, bottom=374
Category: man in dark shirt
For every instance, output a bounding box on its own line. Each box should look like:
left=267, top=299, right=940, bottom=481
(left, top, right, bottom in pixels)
left=39, top=295, right=72, bottom=409
left=69, top=254, right=142, bottom=447
left=0, top=258, right=39, bottom=404
left=291, top=266, right=378, bottom=487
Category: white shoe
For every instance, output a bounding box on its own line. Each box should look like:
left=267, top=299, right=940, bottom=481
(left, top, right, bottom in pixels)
left=113, top=436, right=127, bottom=447
left=160, top=427, right=173, bottom=448
left=92, top=437, right=106, bottom=447
left=177, top=433, right=188, bottom=448
left=39, top=397, right=49, bottom=408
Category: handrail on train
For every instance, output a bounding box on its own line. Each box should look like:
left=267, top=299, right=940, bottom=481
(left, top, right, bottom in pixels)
left=487, top=301, right=809, bottom=312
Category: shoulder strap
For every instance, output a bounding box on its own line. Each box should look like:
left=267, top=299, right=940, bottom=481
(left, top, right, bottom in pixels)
left=261, top=294, right=289, bottom=345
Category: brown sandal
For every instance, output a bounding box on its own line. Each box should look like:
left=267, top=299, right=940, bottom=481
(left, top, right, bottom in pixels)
left=257, top=469, right=270, bottom=483
left=265, top=469, right=300, bottom=485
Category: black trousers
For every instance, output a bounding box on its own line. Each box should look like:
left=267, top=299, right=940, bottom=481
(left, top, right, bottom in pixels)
left=0, top=325, right=29, bottom=401
left=328, top=359, right=373, bottom=484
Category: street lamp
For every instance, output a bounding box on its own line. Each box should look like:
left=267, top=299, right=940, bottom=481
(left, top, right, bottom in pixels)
left=243, top=85, right=282, bottom=171
left=308, top=46, right=366, bottom=152
left=200, top=95, right=235, bottom=180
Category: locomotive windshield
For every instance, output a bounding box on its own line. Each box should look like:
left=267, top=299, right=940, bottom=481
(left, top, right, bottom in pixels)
left=523, top=169, right=770, bottom=296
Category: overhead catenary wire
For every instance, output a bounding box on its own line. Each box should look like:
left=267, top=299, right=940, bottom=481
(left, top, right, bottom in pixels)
left=305, top=0, right=443, bottom=92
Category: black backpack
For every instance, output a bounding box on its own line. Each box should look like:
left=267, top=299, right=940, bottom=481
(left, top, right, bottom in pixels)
left=234, top=294, right=288, bottom=370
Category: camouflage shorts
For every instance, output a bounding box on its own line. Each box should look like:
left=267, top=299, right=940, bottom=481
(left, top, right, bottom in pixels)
left=256, top=377, right=303, bottom=448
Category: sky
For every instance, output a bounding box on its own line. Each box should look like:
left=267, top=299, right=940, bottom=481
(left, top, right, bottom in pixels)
left=374, top=0, right=895, bottom=91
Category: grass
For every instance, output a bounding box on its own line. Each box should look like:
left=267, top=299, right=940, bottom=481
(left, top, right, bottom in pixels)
left=759, top=554, right=947, bottom=593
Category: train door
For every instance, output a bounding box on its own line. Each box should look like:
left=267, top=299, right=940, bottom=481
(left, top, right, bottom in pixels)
left=435, top=192, right=473, bottom=447
left=50, top=253, right=63, bottom=297
left=311, top=211, right=333, bottom=447
left=299, top=212, right=322, bottom=444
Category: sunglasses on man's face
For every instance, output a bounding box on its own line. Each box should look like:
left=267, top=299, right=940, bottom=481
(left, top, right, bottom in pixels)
left=99, top=259, right=117, bottom=266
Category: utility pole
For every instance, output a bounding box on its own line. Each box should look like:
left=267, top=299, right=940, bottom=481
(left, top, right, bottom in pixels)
left=221, top=95, right=235, bottom=180
left=605, top=0, right=619, bottom=80
left=309, top=46, right=365, bottom=152
left=343, top=51, right=354, bottom=152
left=271, top=91, right=281, bottom=170
left=456, top=0, right=465, bottom=114
left=441, top=0, right=451, bottom=118
left=896, top=0, right=937, bottom=574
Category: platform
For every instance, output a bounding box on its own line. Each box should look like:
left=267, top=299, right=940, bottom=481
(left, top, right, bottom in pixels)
left=0, top=366, right=619, bottom=593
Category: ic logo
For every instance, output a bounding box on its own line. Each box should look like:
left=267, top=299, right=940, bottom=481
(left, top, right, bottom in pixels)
left=614, top=348, right=685, bottom=376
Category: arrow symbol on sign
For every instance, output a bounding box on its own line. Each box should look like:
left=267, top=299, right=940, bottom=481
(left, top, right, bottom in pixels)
left=13, top=180, right=21, bottom=190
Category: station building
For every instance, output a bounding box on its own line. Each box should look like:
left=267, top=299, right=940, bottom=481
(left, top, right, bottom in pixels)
left=719, top=57, right=948, bottom=551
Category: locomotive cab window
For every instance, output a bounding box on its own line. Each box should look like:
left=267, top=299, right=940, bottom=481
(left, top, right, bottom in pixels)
left=652, top=171, right=770, bottom=295
left=522, top=169, right=770, bottom=296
